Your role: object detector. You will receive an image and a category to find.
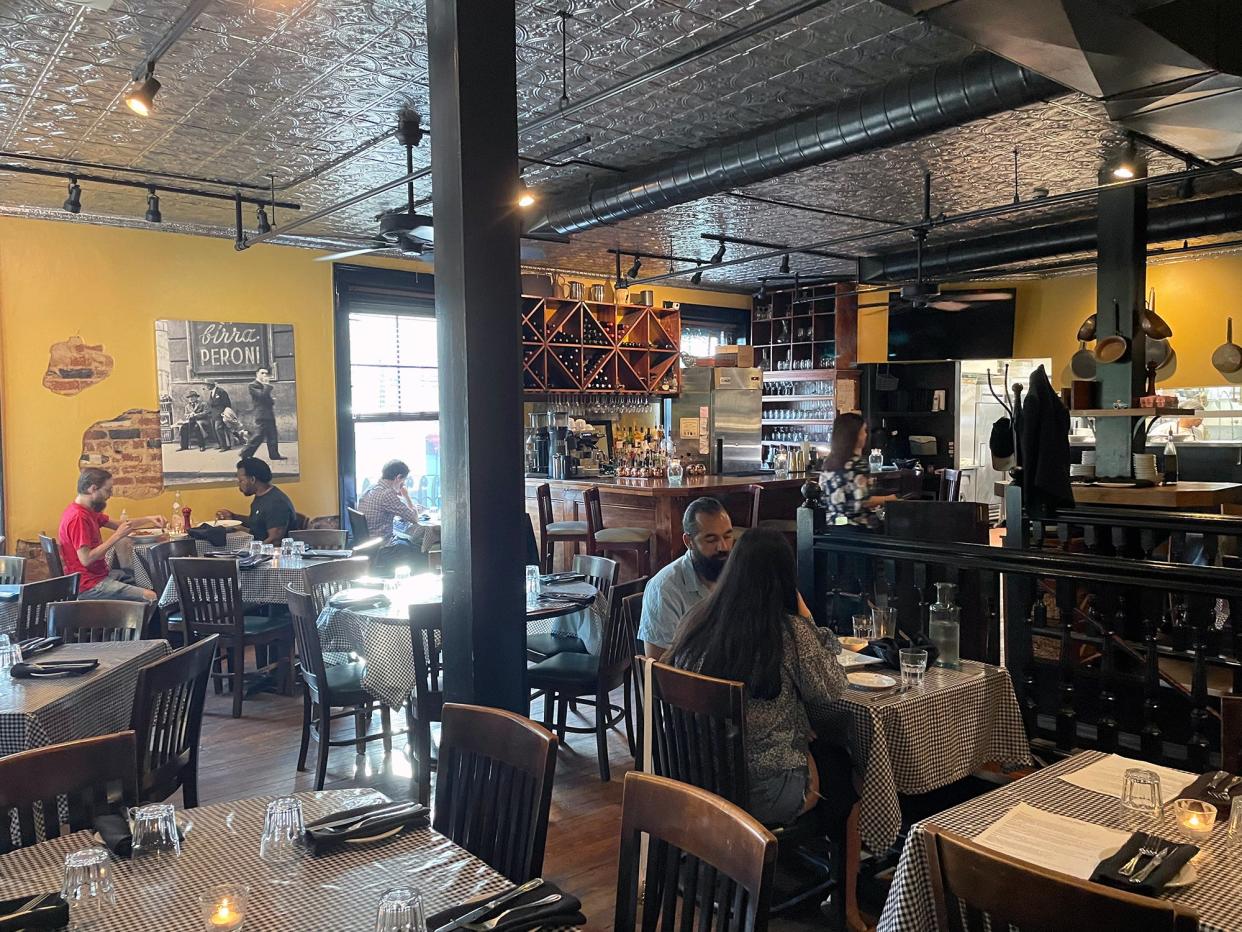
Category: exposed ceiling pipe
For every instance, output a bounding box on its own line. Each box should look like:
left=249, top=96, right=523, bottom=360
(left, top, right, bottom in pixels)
left=529, top=52, right=1064, bottom=236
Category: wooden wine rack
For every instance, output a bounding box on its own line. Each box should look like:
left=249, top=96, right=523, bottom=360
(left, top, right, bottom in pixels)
left=522, top=296, right=681, bottom=395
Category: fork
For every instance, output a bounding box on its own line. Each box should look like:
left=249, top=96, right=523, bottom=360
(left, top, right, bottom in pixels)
left=1209, top=775, right=1241, bottom=802
left=466, top=894, right=562, bottom=931
left=1117, top=834, right=1156, bottom=877
left=1130, top=846, right=1172, bottom=884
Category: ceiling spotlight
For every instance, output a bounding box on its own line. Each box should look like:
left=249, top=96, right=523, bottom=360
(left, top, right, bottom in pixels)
left=1110, top=140, right=1141, bottom=180
left=780, top=253, right=790, bottom=275
left=691, top=264, right=703, bottom=285
left=517, top=182, right=536, bottom=208
left=1178, top=161, right=1196, bottom=200
left=626, top=255, right=641, bottom=279
left=755, top=279, right=768, bottom=301
left=125, top=64, right=160, bottom=116
left=256, top=205, right=272, bottom=235
left=144, top=187, right=162, bottom=223
left=62, top=176, right=81, bottom=214
left=710, top=240, right=726, bottom=264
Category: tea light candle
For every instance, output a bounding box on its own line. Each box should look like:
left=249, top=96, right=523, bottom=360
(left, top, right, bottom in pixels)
left=201, top=885, right=248, bottom=931
left=1174, top=798, right=1217, bottom=838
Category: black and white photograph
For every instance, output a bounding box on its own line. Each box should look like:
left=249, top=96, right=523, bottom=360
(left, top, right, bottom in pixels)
left=155, top=319, right=300, bottom=485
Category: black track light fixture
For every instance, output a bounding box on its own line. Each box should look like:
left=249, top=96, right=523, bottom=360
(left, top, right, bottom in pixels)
left=1109, top=138, right=1143, bottom=181
left=779, top=253, right=790, bottom=274
left=614, top=250, right=625, bottom=290
left=710, top=240, right=726, bottom=264
left=144, top=186, right=162, bottom=223
left=62, top=176, right=82, bottom=214
left=255, top=204, right=272, bottom=234
left=125, top=63, right=161, bottom=117
left=1177, top=161, right=1196, bottom=200
left=755, top=278, right=768, bottom=301
left=627, top=255, right=642, bottom=279
left=691, top=263, right=703, bottom=285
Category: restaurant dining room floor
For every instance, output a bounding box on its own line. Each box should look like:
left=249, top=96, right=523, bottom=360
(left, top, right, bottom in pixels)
left=192, top=683, right=885, bottom=931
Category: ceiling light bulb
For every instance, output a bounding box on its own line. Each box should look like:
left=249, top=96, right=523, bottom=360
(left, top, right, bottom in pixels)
left=691, top=268, right=703, bottom=285
left=627, top=255, right=641, bottom=279
left=517, top=183, right=536, bottom=208
left=1112, top=165, right=1135, bottom=180
left=255, top=205, right=272, bottom=234
left=780, top=254, right=790, bottom=274
left=144, top=187, right=162, bottom=223
left=124, top=67, right=160, bottom=117
left=710, top=241, right=726, bottom=264
left=63, top=178, right=81, bottom=214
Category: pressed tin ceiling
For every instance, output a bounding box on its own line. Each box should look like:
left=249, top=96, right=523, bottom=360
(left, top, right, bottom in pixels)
left=1, top=0, right=1239, bottom=289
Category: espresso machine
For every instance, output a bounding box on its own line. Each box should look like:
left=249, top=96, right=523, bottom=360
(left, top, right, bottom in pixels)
left=526, top=413, right=550, bottom=476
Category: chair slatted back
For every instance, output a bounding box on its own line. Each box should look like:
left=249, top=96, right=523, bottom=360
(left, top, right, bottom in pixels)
left=433, top=703, right=557, bottom=884
left=571, top=553, right=618, bottom=605
left=290, top=529, right=348, bottom=549
left=0, top=556, right=26, bottom=585
left=615, top=772, right=777, bottom=932
left=925, top=827, right=1199, bottom=932
left=747, top=483, right=764, bottom=528
left=648, top=661, right=749, bottom=807
left=1222, top=694, right=1242, bottom=775
left=410, top=601, right=444, bottom=702
left=0, top=732, right=138, bottom=853
left=130, top=636, right=217, bottom=806
left=536, top=483, right=555, bottom=536
left=599, top=578, right=647, bottom=680
left=47, top=600, right=145, bottom=643
left=286, top=586, right=328, bottom=701
left=136, top=538, right=197, bottom=601
left=16, top=574, right=79, bottom=640
left=39, top=534, right=64, bottom=578
left=583, top=486, right=604, bottom=545
left=346, top=507, right=370, bottom=544
left=304, top=557, right=371, bottom=615
left=170, top=558, right=245, bottom=639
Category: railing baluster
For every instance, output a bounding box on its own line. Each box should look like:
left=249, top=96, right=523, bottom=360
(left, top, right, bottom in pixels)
left=1097, top=598, right=1119, bottom=753
left=1056, top=589, right=1078, bottom=752
left=1189, top=596, right=1212, bottom=772
left=1141, top=613, right=1163, bottom=762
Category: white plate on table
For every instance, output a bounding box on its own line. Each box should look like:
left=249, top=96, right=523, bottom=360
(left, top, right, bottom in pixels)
left=838, top=651, right=884, bottom=669
left=847, top=671, right=897, bottom=690
left=1098, top=843, right=1197, bottom=888
left=205, top=519, right=243, bottom=528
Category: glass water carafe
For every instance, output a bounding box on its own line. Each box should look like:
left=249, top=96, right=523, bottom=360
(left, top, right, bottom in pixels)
left=928, top=582, right=961, bottom=669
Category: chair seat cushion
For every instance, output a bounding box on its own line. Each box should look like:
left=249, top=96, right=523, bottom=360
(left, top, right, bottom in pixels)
left=547, top=521, right=588, bottom=534
left=527, top=651, right=599, bottom=689
left=594, top=527, right=651, bottom=544
left=526, top=633, right=588, bottom=659
left=243, top=614, right=291, bottom=636
left=325, top=661, right=366, bottom=694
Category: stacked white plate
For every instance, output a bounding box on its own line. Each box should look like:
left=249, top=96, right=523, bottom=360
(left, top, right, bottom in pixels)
left=1070, top=463, right=1096, bottom=479
left=1134, top=453, right=1158, bottom=482
left=1081, top=450, right=1097, bottom=467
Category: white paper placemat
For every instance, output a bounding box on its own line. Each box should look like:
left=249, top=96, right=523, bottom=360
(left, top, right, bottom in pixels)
left=972, top=802, right=1129, bottom=880
left=1059, top=753, right=1197, bottom=803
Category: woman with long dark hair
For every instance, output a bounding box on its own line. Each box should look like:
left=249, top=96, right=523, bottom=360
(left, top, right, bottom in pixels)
left=668, top=528, right=852, bottom=827
left=819, top=412, right=891, bottom=526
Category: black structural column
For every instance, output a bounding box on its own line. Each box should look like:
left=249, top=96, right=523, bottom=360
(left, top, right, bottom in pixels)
left=428, top=0, right=527, bottom=712
left=1094, top=165, right=1148, bottom=479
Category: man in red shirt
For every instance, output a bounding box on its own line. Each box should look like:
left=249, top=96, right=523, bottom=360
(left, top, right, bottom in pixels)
left=59, top=467, right=166, bottom=602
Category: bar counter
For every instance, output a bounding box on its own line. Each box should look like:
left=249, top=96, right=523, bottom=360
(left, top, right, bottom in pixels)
left=525, top=474, right=808, bottom=571
left=1072, top=481, right=1242, bottom=509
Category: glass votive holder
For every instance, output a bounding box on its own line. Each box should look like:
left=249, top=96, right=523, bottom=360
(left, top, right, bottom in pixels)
left=201, top=884, right=249, bottom=930
left=1174, top=798, right=1217, bottom=838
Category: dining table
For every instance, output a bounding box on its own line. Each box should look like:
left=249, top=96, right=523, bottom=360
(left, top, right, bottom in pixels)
left=878, top=750, right=1242, bottom=932
left=156, top=553, right=346, bottom=609
left=0, top=787, right=572, bottom=930
left=317, top=572, right=602, bottom=709
left=120, top=530, right=253, bottom=589
left=816, top=659, right=1032, bottom=854
left=0, top=640, right=170, bottom=757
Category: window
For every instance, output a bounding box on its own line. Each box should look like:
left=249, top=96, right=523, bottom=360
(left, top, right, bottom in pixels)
left=679, top=304, right=749, bottom=362
left=681, top=325, right=729, bottom=359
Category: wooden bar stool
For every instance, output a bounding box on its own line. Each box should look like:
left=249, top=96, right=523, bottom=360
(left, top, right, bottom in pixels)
left=536, top=483, right=588, bottom=574
left=583, top=485, right=653, bottom=578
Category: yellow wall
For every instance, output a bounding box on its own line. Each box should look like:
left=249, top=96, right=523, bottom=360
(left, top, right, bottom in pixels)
left=0, top=216, right=747, bottom=547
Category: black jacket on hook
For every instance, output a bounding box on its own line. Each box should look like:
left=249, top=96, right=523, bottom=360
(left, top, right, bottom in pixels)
left=1020, top=365, right=1073, bottom=516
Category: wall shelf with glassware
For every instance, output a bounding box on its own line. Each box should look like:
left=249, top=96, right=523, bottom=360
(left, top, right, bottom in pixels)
left=751, top=282, right=857, bottom=373
left=762, top=418, right=835, bottom=425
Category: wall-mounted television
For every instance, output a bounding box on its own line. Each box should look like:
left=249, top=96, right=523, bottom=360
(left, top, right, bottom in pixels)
left=886, top=290, right=1016, bottom=361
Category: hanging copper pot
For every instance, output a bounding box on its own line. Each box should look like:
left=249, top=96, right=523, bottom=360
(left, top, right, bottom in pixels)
left=1076, top=313, right=1097, bottom=342
left=1141, top=289, right=1172, bottom=340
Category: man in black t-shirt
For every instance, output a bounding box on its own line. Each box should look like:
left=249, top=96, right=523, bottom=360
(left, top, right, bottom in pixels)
left=216, top=456, right=297, bottom=544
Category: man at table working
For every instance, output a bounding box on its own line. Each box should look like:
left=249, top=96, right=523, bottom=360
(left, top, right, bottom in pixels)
left=638, top=496, right=734, bottom=659
left=215, top=456, right=297, bottom=545
left=59, top=467, right=165, bottom=602
left=358, top=459, right=427, bottom=570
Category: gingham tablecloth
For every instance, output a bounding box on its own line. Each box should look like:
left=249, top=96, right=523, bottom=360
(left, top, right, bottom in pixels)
left=877, top=751, right=1241, bottom=932
left=816, top=660, right=1031, bottom=854
left=0, top=589, right=18, bottom=638
left=0, top=640, right=170, bottom=756
left=157, top=556, right=342, bottom=608
left=124, top=532, right=252, bottom=588
left=0, top=788, right=537, bottom=931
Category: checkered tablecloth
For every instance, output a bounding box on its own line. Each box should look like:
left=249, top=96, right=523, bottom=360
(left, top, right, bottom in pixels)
left=0, top=600, right=18, bottom=638
left=158, top=556, right=343, bottom=608
left=877, top=751, right=1241, bottom=932
left=0, top=788, right=530, bottom=931
left=124, top=532, right=252, bottom=588
left=0, top=641, right=170, bottom=756
left=815, top=660, right=1031, bottom=854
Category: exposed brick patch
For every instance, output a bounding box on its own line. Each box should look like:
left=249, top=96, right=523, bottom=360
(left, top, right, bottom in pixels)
left=42, top=336, right=114, bottom=396
left=79, top=409, right=164, bottom=499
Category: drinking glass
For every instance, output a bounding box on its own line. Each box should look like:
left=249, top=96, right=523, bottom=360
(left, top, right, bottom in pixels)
left=0, top=634, right=21, bottom=671
left=280, top=538, right=294, bottom=559
left=871, top=606, right=897, bottom=639
left=899, top=648, right=928, bottom=688
left=61, top=847, right=116, bottom=928
left=525, top=565, right=542, bottom=607
left=375, top=888, right=426, bottom=932
left=261, top=543, right=275, bottom=557
left=1227, top=797, right=1242, bottom=850
left=852, top=615, right=873, bottom=640
left=130, top=803, right=181, bottom=869
left=248, top=541, right=263, bottom=558
left=394, top=565, right=412, bottom=583
left=1119, top=768, right=1163, bottom=831
left=259, top=797, right=305, bottom=864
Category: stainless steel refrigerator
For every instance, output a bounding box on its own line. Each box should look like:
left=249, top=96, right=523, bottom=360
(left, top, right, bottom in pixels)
left=664, top=367, right=763, bottom=474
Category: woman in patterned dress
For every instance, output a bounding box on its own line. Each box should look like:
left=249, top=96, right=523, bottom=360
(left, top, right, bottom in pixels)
left=819, top=412, right=891, bottom=526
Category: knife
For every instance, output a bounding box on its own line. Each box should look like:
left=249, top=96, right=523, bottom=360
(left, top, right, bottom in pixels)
left=1130, top=845, right=1171, bottom=884
left=307, top=801, right=423, bottom=833
left=433, top=879, right=544, bottom=932
left=314, top=803, right=425, bottom=835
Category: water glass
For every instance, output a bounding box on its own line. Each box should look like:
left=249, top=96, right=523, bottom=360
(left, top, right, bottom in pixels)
left=130, top=803, right=181, bottom=869
left=259, top=797, right=305, bottom=864
left=375, top=887, right=426, bottom=932
left=61, top=847, right=116, bottom=928
left=1119, top=768, right=1163, bottom=829
left=525, top=565, right=542, bottom=607
left=280, top=538, right=294, bottom=558
left=248, top=541, right=263, bottom=558
left=852, top=615, right=873, bottom=640
left=899, top=648, right=928, bottom=688
left=261, top=543, right=275, bottom=557
left=200, top=883, right=249, bottom=931
left=666, top=458, right=684, bottom=484
left=0, top=634, right=21, bottom=671
left=871, top=606, right=897, bottom=639
left=1227, top=797, right=1242, bottom=850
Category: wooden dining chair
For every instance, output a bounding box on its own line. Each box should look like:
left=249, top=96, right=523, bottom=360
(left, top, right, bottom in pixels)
left=1222, top=693, right=1242, bottom=774
left=525, top=553, right=619, bottom=660
left=536, top=482, right=588, bottom=573
left=0, top=732, right=138, bottom=854
left=747, top=482, right=798, bottom=534
left=15, top=573, right=79, bottom=639
left=0, top=555, right=26, bottom=585
left=925, top=826, right=1199, bottom=931
left=528, top=576, right=647, bottom=781
left=615, top=772, right=778, bottom=932
left=38, top=533, right=64, bottom=578
left=303, top=556, right=371, bottom=614
left=47, top=599, right=145, bottom=643
left=291, top=529, right=348, bottom=549
left=171, top=557, right=292, bottom=719
left=130, top=635, right=218, bottom=807
left=433, top=703, right=558, bottom=884
left=135, top=537, right=197, bottom=643
left=406, top=600, right=444, bottom=807
left=346, top=507, right=374, bottom=546
left=583, top=486, right=653, bottom=577
left=286, top=586, right=395, bottom=790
